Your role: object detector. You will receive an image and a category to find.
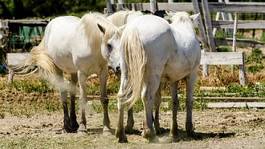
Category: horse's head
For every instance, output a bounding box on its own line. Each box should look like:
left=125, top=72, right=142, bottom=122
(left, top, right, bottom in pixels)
left=170, top=12, right=200, bottom=27
left=97, top=23, right=124, bottom=73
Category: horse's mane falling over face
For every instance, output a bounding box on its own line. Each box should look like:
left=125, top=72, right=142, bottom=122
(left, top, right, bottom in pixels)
left=80, top=13, right=119, bottom=51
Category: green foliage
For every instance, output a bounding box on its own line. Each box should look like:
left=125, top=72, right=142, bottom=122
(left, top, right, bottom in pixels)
left=246, top=48, right=264, bottom=73
left=11, top=79, right=53, bottom=93
left=216, top=46, right=232, bottom=52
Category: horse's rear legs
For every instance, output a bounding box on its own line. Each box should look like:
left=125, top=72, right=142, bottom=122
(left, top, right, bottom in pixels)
left=60, top=90, right=72, bottom=133
left=170, top=82, right=179, bottom=140
left=69, top=74, right=79, bottom=132
left=185, top=73, right=197, bottom=137
left=154, top=85, right=165, bottom=135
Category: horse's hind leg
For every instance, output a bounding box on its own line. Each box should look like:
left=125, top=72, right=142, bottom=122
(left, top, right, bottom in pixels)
left=185, top=72, right=197, bottom=137
left=170, top=81, right=179, bottom=140
left=78, top=71, right=88, bottom=132
left=60, top=90, right=72, bottom=132
left=69, top=73, right=79, bottom=132
left=154, top=85, right=162, bottom=134
left=99, top=67, right=111, bottom=134
left=57, top=71, right=72, bottom=133
left=142, top=75, right=160, bottom=142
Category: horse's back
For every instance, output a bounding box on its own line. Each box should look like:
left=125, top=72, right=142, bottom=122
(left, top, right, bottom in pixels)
left=124, top=15, right=176, bottom=74
left=44, top=16, right=81, bottom=73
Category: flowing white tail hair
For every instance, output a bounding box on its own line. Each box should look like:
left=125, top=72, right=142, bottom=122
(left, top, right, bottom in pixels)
left=119, top=27, right=147, bottom=109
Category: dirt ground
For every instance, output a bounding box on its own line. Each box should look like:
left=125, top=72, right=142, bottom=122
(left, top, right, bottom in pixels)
left=0, top=107, right=265, bottom=149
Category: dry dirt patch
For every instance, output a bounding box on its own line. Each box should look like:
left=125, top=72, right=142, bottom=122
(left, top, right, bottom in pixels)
left=0, top=109, right=265, bottom=148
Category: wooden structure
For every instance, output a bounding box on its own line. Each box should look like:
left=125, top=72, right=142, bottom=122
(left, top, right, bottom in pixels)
left=200, top=51, right=246, bottom=86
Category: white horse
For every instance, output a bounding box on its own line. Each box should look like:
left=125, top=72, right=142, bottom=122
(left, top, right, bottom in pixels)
left=98, top=12, right=201, bottom=142
left=106, top=10, right=145, bottom=133
left=107, top=10, right=166, bottom=134
left=21, top=13, right=121, bottom=134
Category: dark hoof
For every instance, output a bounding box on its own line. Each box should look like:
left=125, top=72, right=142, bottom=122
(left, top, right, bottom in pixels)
left=156, top=127, right=168, bottom=135
left=64, top=125, right=76, bottom=133
left=125, top=126, right=140, bottom=134
left=187, top=130, right=196, bottom=138
left=70, top=121, right=79, bottom=132
left=118, top=136, right=128, bottom=143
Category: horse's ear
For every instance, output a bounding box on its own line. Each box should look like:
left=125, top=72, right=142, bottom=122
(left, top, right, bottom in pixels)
left=118, top=25, right=126, bottom=35
left=190, top=13, right=200, bottom=23
left=97, top=24, right=105, bottom=34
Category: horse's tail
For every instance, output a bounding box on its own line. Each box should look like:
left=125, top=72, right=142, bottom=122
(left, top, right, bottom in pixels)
left=28, top=39, right=59, bottom=75
left=120, top=27, right=147, bottom=109
left=14, top=38, right=60, bottom=80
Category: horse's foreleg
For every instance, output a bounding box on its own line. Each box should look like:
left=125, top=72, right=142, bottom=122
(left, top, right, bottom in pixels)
left=185, top=72, right=197, bottom=137
left=78, top=71, right=88, bottom=132
left=116, top=98, right=127, bottom=143
left=170, top=81, right=179, bottom=140
left=154, top=85, right=162, bottom=134
left=116, top=71, right=128, bottom=143
left=69, top=73, right=79, bottom=132
left=99, top=67, right=111, bottom=133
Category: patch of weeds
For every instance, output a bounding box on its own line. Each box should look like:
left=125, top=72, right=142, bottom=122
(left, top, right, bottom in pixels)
left=227, top=83, right=257, bottom=97
left=260, top=31, right=265, bottom=42
left=217, top=46, right=232, bottom=52
left=11, top=79, right=53, bottom=93
left=246, top=48, right=264, bottom=74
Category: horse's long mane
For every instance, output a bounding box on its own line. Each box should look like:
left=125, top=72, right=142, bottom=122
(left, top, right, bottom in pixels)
left=108, top=10, right=143, bottom=27
left=107, top=10, right=131, bottom=26
left=80, top=12, right=118, bottom=51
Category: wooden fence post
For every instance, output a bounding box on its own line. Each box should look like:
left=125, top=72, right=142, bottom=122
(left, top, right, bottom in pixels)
left=232, top=13, right=238, bottom=52
left=192, top=0, right=209, bottom=77
left=239, top=52, right=246, bottom=86
left=150, top=0, right=158, bottom=13
left=202, top=49, right=209, bottom=77
left=106, top=0, right=114, bottom=14
left=117, top=0, right=125, bottom=11
left=202, top=0, right=216, bottom=52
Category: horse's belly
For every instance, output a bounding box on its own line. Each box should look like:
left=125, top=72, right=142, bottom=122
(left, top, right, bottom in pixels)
left=165, top=62, right=192, bottom=81
left=51, top=53, right=76, bottom=73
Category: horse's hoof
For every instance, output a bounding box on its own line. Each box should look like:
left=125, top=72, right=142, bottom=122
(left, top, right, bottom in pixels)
left=118, top=136, right=128, bottom=143
left=142, top=129, right=156, bottom=140
left=156, top=127, right=167, bottom=135
left=78, top=124, right=87, bottom=133
left=64, top=124, right=76, bottom=133
left=70, top=121, right=79, bottom=132
left=103, top=127, right=112, bottom=136
left=187, top=130, right=196, bottom=138
left=125, top=126, right=134, bottom=134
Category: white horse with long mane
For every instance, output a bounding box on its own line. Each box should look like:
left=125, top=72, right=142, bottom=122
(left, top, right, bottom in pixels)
left=98, top=12, right=201, bottom=142
left=107, top=10, right=167, bottom=134
left=20, top=13, right=121, bottom=134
